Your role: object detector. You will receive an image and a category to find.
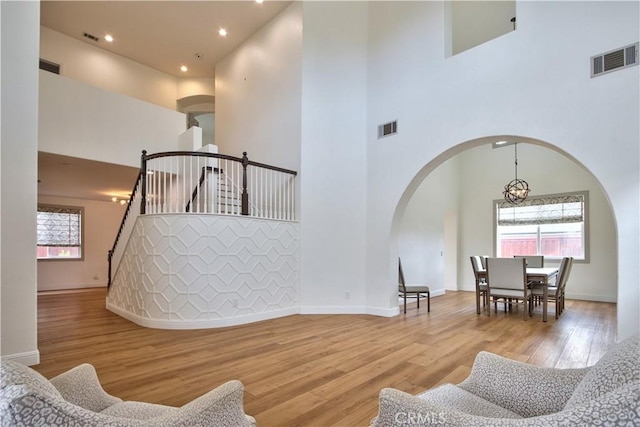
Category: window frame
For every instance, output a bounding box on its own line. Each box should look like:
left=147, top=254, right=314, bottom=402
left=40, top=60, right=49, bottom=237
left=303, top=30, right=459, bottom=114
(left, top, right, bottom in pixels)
left=37, top=204, right=85, bottom=261
left=493, top=191, right=589, bottom=263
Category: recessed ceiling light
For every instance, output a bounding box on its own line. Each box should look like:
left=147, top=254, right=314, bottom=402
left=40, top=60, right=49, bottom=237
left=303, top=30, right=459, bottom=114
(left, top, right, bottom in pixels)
left=218, top=28, right=228, bottom=37
left=180, top=65, right=188, bottom=72
left=255, top=0, right=264, bottom=3
left=104, top=34, right=114, bottom=42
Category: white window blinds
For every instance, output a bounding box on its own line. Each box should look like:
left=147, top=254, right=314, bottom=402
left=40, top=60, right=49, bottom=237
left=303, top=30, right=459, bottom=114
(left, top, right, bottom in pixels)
left=497, top=194, right=584, bottom=226
left=37, top=205, right=82, bottom=246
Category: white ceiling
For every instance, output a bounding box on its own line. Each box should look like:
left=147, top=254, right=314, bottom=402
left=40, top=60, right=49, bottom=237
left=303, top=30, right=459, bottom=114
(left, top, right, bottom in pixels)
left=40, top=0, right=293, bottom=78
left=38, top=0, right=291, bottom=203
left=38, top=152, right=140, bottom=203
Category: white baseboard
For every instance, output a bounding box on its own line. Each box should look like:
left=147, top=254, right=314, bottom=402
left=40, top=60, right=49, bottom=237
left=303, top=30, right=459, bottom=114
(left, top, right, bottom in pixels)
left=301, top=290, right=446, bottom=317
left=367, top=306, right=400, bottom=317
left=565, top=293, right=617, bottom=303
left=1, top=350, right=40, bottom=366
left=299, top=305, right=369, bottom=315
left=106, top=303, right=299, bottom=329
left=38, top=283, right=107, bottom=292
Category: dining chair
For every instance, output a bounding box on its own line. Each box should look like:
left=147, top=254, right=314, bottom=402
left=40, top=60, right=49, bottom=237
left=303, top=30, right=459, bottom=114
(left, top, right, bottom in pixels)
left=470, top=256, right=488, bottom=313
left=514, top=255, right=545, bottom=304
left=531, top=257, right=572, bottom=318
left=513, top=255, right=544, bottom=268
left=480, top=255, right=489, bottom=270
left=486, top=257, right=532, bottom=320
left=398, top=258, right=430, bottom=314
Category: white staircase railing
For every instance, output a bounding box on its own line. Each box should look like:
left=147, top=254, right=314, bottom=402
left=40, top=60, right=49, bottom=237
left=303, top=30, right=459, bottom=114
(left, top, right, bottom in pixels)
left=108, top=150, right=297, bottom=287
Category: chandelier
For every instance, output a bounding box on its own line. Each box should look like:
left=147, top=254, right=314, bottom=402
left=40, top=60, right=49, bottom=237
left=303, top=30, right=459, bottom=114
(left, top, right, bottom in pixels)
left=503, top=142, right=530, bottom=204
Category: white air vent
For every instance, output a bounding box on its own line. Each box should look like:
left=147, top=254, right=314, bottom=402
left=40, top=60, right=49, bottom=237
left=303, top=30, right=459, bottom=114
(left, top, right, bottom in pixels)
left=591, top=42, right=638, bottom=77
left=378, top=120, right=398, bottom=139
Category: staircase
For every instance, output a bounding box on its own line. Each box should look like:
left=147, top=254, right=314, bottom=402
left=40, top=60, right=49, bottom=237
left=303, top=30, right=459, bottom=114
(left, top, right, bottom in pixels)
left=108, top=149, right=297, bottom=288
left=187, top=166, right=244, bottom=215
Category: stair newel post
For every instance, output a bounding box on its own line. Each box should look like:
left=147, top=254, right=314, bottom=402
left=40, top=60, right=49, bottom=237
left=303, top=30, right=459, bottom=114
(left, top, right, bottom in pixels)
left=241, top=151, right=249, bottom=216
left=140, top=150, right=147, bottom=215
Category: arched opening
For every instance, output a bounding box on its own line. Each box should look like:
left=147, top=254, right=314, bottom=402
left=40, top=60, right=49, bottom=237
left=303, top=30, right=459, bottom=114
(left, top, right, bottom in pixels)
left=389, top=135, right=618, bottom=317
left=177, top=94, right=215, bottom=147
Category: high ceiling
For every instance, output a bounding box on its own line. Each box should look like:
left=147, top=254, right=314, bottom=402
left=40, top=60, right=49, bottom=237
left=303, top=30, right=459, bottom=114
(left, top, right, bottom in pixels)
left=40, top=0, right=293, bottom=78
left=38, top=0, right=292, bottom=203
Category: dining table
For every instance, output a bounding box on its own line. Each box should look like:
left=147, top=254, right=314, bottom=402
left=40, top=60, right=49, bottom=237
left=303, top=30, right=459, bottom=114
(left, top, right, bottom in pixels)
left=476, top=267, right=559, bottom=322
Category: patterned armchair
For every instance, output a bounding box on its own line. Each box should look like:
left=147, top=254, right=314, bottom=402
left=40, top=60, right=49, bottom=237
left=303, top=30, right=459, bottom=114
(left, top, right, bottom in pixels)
left=371, top=335, right=639, bottom=426
left=0, top=360, right=255, bottom=426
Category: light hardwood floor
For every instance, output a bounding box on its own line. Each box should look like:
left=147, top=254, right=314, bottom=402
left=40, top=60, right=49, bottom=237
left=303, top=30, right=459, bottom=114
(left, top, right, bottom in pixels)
left=35, top=289, right=616, bottom=426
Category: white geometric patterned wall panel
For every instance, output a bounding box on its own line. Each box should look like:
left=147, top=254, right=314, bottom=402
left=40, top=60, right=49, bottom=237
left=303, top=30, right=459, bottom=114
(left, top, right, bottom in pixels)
left=107, top=214, right=299, bottom=329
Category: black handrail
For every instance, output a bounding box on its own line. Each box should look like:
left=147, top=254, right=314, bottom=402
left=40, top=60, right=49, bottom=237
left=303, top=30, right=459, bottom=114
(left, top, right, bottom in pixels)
left=186, top=166, right=220, bottom=212
left=143, top=150, right=298, bottom=176
left=107, top=169, right=143, bottom=288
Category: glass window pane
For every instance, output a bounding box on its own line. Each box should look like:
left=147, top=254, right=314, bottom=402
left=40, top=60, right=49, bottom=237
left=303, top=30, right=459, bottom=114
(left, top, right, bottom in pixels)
left=540, top=223, right=583, bottom=258
left=37, top=205, right=83, bottom=260
left=497, top=225, right=537, bottom=258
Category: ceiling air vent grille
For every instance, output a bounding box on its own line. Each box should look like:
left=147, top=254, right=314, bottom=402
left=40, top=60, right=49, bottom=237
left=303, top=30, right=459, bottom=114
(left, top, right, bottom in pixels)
left=83, top=32, right=100, bottom=42
left=591, top=42, right=639, bottom=78
left=378, top=120, right=398, bottom=139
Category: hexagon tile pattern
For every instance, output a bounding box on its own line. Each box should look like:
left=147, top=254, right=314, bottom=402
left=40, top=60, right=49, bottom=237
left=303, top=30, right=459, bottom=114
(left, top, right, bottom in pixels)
left=107, top=215, right=299, bottom=329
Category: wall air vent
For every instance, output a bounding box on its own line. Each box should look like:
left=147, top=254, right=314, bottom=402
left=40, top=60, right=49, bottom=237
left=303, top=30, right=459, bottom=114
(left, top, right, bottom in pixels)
left=378, top=120, right=398, bottom=139
left=83, top=32, right=100, bottom=42
left=591, top=42, right=638, bottom=78
left=39, top=58, right=60, bottom=75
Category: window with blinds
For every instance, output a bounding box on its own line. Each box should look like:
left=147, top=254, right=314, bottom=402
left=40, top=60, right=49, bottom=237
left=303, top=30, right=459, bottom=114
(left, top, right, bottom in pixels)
left=495, top=192, right=588, bottom=261
left=37, top=205, right=83, bottom=260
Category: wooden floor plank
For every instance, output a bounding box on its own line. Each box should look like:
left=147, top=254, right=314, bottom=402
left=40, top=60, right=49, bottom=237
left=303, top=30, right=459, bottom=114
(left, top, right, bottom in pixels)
left=34, top=289, right=616, bottom=425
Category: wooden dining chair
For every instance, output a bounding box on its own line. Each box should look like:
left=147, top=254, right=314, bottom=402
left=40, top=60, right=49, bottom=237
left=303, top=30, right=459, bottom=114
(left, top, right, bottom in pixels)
left=470, top=256, right=488, bottom=313
left=398, top=258, right=430, bottom=314
left=486, top=257, right=532, bottom=320
left=531, top=257, right=572, bottom=318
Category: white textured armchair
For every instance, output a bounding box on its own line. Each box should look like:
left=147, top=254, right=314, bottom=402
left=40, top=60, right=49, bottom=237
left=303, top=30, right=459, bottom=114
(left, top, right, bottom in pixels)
left=0, top=360, right=255, bottom=427
left=371, top=335, right=639, bottom=426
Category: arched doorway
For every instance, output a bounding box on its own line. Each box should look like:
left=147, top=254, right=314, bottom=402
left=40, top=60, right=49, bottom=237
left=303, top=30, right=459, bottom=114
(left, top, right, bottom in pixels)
left=177, top=94, right=215, bottom=147
left=390, top=136, right=617, bottom=316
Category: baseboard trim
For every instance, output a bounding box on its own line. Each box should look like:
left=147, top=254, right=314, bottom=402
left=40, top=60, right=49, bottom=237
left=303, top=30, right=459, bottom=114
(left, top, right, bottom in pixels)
left=38, top=284, right=106, bottom=293
left=565, top=293, right=616, bottom=303
left=106, top=303, right=299, bottom=329
left=300, top=306, right=368, bottom=315
left=1, top=350, right=40, bottom=366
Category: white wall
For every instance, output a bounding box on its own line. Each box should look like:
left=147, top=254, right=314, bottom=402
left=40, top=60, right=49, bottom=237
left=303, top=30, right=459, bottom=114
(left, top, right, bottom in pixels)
left=215, top=2, right=302, bottom=172
left=107, top=215, right=299, bottom=329
left=40, top=26, right=179, bottom=110
left=399, top=155, right=460, bottom=294
left=39, top=71, right=186, bottom=168
left=365, top=1, right=638, bottom=339
left=177, top=78, right=215, bottom=99
left=216, top=2, right=371, bottom=313
left=1, top=1, right=40, bottom=365
left=299, top=2, right=369, bottom=312
left=37, top=196, right=127, bottom=291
